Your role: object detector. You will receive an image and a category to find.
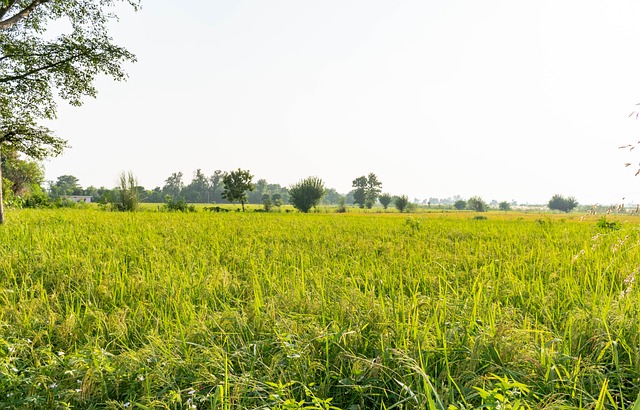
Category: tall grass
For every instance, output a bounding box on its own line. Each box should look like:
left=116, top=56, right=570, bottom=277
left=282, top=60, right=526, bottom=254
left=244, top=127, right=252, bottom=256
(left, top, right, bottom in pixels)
left=0, top=209, right=639, bottom=408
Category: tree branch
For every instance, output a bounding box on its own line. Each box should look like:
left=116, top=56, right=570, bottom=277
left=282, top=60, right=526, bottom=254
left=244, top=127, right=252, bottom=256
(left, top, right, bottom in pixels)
left=0, top=0, right=50, bottom=30
left=0, top=0, right=19, bottom=21
left=0, top=51, right=87, bottom=83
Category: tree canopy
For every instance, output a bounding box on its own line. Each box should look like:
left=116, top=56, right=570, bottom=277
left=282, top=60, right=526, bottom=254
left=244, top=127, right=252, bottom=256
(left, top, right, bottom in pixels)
left=0, top=0, right=140, bottom=222
left=548, top=194, right=578, bottom=213
left=221, top=168, right=254, bottom=211
left=288, top=176, right=325, bottom=213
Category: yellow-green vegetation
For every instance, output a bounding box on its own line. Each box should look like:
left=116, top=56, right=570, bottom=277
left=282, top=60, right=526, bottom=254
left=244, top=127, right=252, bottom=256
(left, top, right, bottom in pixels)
left=1, top=209, right=640, bottom=409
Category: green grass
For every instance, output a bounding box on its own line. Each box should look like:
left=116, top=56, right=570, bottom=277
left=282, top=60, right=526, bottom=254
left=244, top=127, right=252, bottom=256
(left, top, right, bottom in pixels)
left=1, top=209, right=639, bottom=409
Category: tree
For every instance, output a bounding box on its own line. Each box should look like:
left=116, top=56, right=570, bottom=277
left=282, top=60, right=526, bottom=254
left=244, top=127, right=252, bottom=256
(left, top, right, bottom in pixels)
left=498, top=201, right=511, bottom=211
left=379, top=193, right=392, bottom=210
left=261, top=193, right=272, bottom=212
left=183, top=169, right=208, bottom=203
left=453, top=199, right=467, bottom=210
left=209, top=170, right=223, bottom=203
left=548, top=194, right=578, bottom=213
left=48, top=174, right=81, bottom=198
left=288, top=176, right=325, bottom=213
left=221, top=168, right=254, bottom=211
left=394, top=195, right=410, bottom=213
left=1, top=148, right=44, bottom=197
left=163, top=172, right=184, bottom=200
left=467, top=196, right=488, bottom=212
left=352, top=176, right=367, bottom=208
left=0, top=1, right=139, bottom=223
left=352, top=173, right=382, bottom=209
left=364, top=173, right=382, bottom=208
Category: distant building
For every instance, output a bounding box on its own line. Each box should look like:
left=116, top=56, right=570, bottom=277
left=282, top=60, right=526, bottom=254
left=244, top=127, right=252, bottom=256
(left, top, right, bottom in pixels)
left=62, top=195, right=92, bottom=203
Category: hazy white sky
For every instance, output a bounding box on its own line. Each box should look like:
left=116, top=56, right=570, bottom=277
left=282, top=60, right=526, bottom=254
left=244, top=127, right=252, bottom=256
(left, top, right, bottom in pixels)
left=44, top=0, right=640, bottom=204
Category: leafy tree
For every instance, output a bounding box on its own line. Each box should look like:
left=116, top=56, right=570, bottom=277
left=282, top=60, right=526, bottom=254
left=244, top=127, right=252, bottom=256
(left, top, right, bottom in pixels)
left=221, top=168, right=254, bottom=211
left=288, top=176, right=325, bottom=213
left=271, top=193, right=283, bottom=207
left=183, top=169, right=209, bottom=203
left=352, top=176, right=367, bottom=208
left=498, top=201, right=511, bottom=211
left=467, top=196, right=488, bottom=212
left=364, top=173, right=382, bottom=208
left=548, top=194, right=578, bottom=213
left=163, top=172, right=184, bottom=200
left=352, top=173, right=382, bottom=208
left=453, top=199, right=467, bottom=210
left=379, top=193, right=392, bottom=210
left=209, top=170, right=223, bottom=203
left=0, top=1, right=139, bottom=222
left=261, top=193, right=272, bottom=212
left=1, top=149, right=44, bottom=197
left=394, top=195, right=410, bottom=213
left=248, top=178, right=268, bottom=204
left=48, top=174, right=81, bottom=198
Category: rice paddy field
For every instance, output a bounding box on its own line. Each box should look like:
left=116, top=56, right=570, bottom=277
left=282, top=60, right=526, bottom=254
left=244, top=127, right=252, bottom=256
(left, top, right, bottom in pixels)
left=1, top=208, right=640, bottom=409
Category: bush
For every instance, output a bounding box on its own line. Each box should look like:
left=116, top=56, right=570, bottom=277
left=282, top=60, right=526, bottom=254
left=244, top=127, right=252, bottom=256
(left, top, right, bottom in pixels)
left=394, top=195, right=410, bottom=213
left=288, top=176, right=325, bottom=213
left=164, top=195, right=195, bottom=212
left=467, top=196, right=487, bottom=212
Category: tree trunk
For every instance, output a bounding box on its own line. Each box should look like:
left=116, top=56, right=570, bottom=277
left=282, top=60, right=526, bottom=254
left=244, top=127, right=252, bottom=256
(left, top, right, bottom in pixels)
left=0, top=153, right=4, bottom=225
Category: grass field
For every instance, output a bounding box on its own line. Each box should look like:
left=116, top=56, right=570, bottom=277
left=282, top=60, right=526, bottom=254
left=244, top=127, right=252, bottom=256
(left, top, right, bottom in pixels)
left=1, top=209, right=639, bottom=409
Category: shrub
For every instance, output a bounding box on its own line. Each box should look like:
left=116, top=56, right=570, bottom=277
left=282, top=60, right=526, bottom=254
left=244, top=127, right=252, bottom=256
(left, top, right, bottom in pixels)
left=288, top=176, right=325, bottom=213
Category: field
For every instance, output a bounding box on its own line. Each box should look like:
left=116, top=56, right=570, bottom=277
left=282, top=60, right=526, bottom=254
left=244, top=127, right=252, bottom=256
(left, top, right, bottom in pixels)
left=1, top=209, right=640, bottom=409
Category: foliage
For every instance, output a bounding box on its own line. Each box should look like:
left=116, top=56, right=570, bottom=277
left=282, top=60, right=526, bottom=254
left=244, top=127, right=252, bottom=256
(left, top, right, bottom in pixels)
left=1, top=148, right=44, bottom=196
left=0, top=1, right=139, bottom=221
left=596, top=216, right=621, bottom=230
left=288, top=176, right=325, bottom=213
left=454, top=199, right=467, bottom=210
left=499, top=201, right=511, bottom=211
left=336, top=195, right=347, bottom=213
left=262, top=193, right=272, bottom=212
left=394, top=194, right=410, bottom=213
left=164, top=195, right=196, bottom=212
left=352, top=173, right=382, bottom=208
left=48, top=174, right=82, bottom=198
left=548, top=194, right=578, bottom=213
left=114, top=171, right=139, bottom=212
left=379, top=193, right=392, bottom=210
left=222, top=168, right=254, bottom=211
left=162, top=172, right=184, bottom=200
left=467, top=196, right=488, bottom=212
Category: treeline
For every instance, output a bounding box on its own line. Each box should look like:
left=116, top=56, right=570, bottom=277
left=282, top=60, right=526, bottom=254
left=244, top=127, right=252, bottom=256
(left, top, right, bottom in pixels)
left=46, top=170, right=346, bottom=205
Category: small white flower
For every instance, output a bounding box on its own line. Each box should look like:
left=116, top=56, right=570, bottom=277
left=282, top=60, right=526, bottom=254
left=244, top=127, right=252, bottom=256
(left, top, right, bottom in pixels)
left=188, top=389, right=196, bottom=395
left=75, top=389, right=81, bottom=393
left=49, top=383, right=58, bottom=389
left=26, top=339, right=32, bottom=343
left=57, top=351, right=65, bottom=356
left=137, top=375, right=144, bottom=382
left=124, top=402, right=130, bottom=408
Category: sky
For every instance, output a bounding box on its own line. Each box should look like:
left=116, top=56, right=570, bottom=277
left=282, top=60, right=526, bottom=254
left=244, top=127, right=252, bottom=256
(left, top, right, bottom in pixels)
left=42, top=0, right=640, bottom=205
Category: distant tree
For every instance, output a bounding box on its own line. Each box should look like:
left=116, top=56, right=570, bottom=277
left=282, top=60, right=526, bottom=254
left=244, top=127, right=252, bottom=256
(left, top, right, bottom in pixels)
left=262, top=193, right=272, bottom=212
left=352, top=173, right=382, bottom=209
left=222, top=168, right=254, bottom=211
left=352, top=176, right=367, bottom=208
left=271, top=193, right=283, bottom=207
left=322, top=188, right=342, bottom=205
left=288, top=176, right=325, bottom=213
left=49, top=174, right=82, bottom=198
left=365, top=173, right=382, bottom=208
left=163, top=172, right=184, bottom=200
left=467, top=196, right=488, bottom=212
left=548, top=194, right=578, bottom=213
left=498, top=201, right=511, bottom=211
left=209, top=170, right=223, bottom=203
left=394, top=195, right=410, bottom=213
left=453, top=199, right=467, bottom=210
left=248, top=178, right=268, bottom=204
left=1, top=149, right=44, bottom=197
left=184, top=169, right=209, bottom=203
left=379, top=193, right=393, bottom=210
